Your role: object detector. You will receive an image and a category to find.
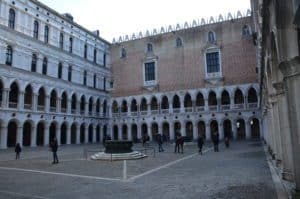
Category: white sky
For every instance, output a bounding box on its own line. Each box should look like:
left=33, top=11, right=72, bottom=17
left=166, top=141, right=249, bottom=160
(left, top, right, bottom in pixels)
left=39, top=0, right=251, bottom=42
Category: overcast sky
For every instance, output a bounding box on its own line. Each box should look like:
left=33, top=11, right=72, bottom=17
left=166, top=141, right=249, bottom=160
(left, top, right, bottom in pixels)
left=39, top=0, right=251, bottom=42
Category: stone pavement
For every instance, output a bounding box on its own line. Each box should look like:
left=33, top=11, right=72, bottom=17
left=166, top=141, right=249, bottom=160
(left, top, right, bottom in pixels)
left=0, top=141, right=277, bottom=199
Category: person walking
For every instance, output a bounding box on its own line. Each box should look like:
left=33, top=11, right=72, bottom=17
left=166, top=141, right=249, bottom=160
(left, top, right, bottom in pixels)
left=15, top=143, right=21, bottom=160
left=156, top=134, right=164, bottom=152
left=50, top=137, right=59, bottom=164
left=212, top=130, right=219, bottom=152
left=174, top=132, right=180, bottom=153
left=197, top=134, right=204, bottom=155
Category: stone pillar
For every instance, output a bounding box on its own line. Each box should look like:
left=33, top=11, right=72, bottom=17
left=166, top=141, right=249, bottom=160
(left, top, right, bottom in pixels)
left=93, top=126, right=97, bottom=143
left=57, top=97, right=61, bottom=113
left=67, top=99, right=71, bottom=114
left=279, top=58, right=300, bottom=190
left=17, top=126, right=23, bottom=147
left=66, top=126, right=71, bottom=145
left=233, top=121, right=237, bottom=140
left=45, top=95, right=50, bottom=113
left=76, top=126, right=80, bottom=144
left=205, top=124, right=211, bottom=141
left=44, top=124, right=50, bottom=146
left=2, top=89, right=9, bottom=108
left=118, top=124, right=122, bottom=140
left=85, top=126, right=89, bottom=144
left=219, top=122, right=224, bottom=140
left=230, top=94, right=235, bottom=110
left=18, top=91, right=24, bottom=111
left=85, top=102, right=89, bottom=116
left=0, top=125, right=7, bottom=149
left=245, top=121, right=251, bottom=140
left=32, top=93, right=38, bottom=112
left=180, top=99, right=185, bottom=113
left=193, top=122, right=198, bottom=141
left=76, top=101, right=80, bottom=115
left=137, top=124, right=141, bottom=140
left=148, top=125, right=152, bottom=141
left=182, top=122, right=186, bottom=136
left=56, top=126, right=61, bottom=146
left=147, top=103, right=151, bottom=115
left=128, top=125, right=132, bottom=141
left=204, top=97, right=209, bottom=112
left=170, top=123, right=175, bottom=140
left=30, top=125, right=37, bottom=147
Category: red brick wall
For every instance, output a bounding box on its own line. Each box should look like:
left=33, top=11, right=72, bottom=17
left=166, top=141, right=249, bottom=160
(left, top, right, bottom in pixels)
left=111, top=17, right=258, bottom=97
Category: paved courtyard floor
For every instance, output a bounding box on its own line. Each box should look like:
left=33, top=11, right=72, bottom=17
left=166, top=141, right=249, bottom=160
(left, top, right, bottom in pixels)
left=0, top=141, right=277, bottom=199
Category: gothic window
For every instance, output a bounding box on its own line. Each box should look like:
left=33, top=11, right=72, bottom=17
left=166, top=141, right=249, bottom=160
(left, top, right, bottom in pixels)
left=31, top=54, right=37, bottom=72
left=93, top=48, right=97, bottom=63
left=147, top=43, right=153, bottom=52
left=68, top=65, right=72, bottom=82
left=6, top=46, right=13, bottom=66
left=242, top=25, right=251, bottom=36
left=58, top=62, right=63, bottom=79
left=121, top=47, right=126, bottom=58
left=84, top=44, right=88, bottom=59
left=103, top=77, right=106, bottom=91
left=83, top=70, right=87, bottom=86
left=44, top=25, right=49, bottom=43
left=8, top=9, right=15, bottom=29
left=206, top=51, right=220, bottom=73
left=93, top=74, right=97, bottom=88
left=69, top=37, right=73, bottom=53
left=176, top=37, right=182, bottom=47
left=103, top=53, right=106, bottom=67
left=208, top=31, right=216, bottom=43
left=42, top=57, right=47, bottom=75
left=33, top=20, right=39, bottom=39
left=144, top=62, right=156, bottom=84
left=59, top=32, right=64, bottom=49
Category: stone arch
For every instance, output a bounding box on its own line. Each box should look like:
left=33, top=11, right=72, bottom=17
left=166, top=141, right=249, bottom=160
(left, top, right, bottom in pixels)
left=196, top=92, right=205, bottom=107
left=80, top=95, right=86, bottom=115
left=210, top=120, right=219, bottom=139
left=60, top=122, right=68, bottom=145
left=113, top=125, right=119, bottom=140
left=151, top=122, right=158, bottom=140
left=80, top=123, right=86, bottom=143
left=208, top=90, right=217, bottom=106
left=88, top=124, right=93, bottom=143
left=172, top=95, right=180, bottom=109
left=174, top=121, right=182, bottom=137
left=236, top=118, right=246, bottom=140
left=161, top=96, right=169, bottom=110
left=248, top=87, right=258, bottom=104
left=130, top=99, right=138, bottom=112
left=141, top=123, right=148, bottom=137
left=121, top=99, right=128, bottom=113
left=9, top=81, right=19, bottom=108
left=24, top=84, right=33, bottom=110
left=88, top=97, right=94, bottom=115
left=37, top=87, right=46, bottom=111
left=234, top=88, right=244, bottom=104
left=223, top=119, right=232, bottom=139
left=162, top=122, right=170, bottom=141
left=140, top=98, right=147, bottom=112
left=185, top=121, right=193, bottom=142
left=184, top=93, right=192, bottom=108
left=150, top=96, right=158, bottom=110
left=61, top=91, right=68, bottom=113
left=50, top=89, right=58, bottom=112
left=7, top=119, right=19, bottom=147
left=112, top=100, right=119, bottom=113
left=71, top=123, right=77, bottom=144
left=131, top=124, right=138, bottom=143
left=36, top=121, right=46, bottom=146
left=122, top=124, right=128, bottom=140
left=221, top=90, right=230, bottom=105
left=249, top=117, right=260, bottom=139
left=49, top=121, right=58, bottom=143
left=197, top=120, right=206, bottom=139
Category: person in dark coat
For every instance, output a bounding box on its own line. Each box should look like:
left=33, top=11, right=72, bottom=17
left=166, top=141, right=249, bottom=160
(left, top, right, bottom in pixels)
left=15, top=143, right=21, bottom=159
left=197, top=134, right=204, bottom=155
left=174, top=132, right=180, bottom=153
left=212, top=130, right=219, bottom=152
left=224, top=130, right=230, bottom=148
left=50, top=137, right=59, bottom=164
left=156, top=134, right=164, bottom=152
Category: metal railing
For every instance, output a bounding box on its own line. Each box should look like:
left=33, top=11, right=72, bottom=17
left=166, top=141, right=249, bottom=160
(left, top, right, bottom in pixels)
left=234, top=103, right=245, bottom=110
left=248, top=103, right=258, bottom=109
left=196, top=106, right=205, bottom=112
left=24, top=104, right=32, bottom=110
left=161, top=109, right=169, bottom=114
left=37, top=105, right=45, bottom=111
left=50, top=107, right=56, bottom=112
left=220, top=104, right=230, bottom=110
left=173, top=108, right=181, bottom=113
left=9, top=102, right=17, bottom=108
left=209, top=105, right=218, bottom=111
left=185, top=107, right=193, bottom=113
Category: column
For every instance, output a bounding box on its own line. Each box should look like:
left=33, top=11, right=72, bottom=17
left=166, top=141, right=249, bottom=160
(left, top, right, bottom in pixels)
left=193, top=122, right=198, bottom=141
left=45, top=95, right=50, bottom=113
left=66, top=126, right=71, bottom=145
left=57, top=97, right=61, bottom=113
left=205, top=123, right=211, bottom=141
left=180, top=99, right=185, bottom=113
left=204, top=97, right=209, bottom=112
left=17, top=126, right=23, bottom=147
left=118, top=124, right=122, bottom=140
left=219, top=122, right=224, bottom=140
left=147, top=103, right=151, bottom=115
left=85, top=126, right=89, bottom=144
left=30, top=125, right=37, bottom=147
left=170, top=123, right=175, bottom=140
left=245, top=121, right=251, bottom=140
left=2, top=89, right=9, bottom=108
left=18, top=91, right=24, bottom=111
left=67, top=99, right=72, bottom=114
left=44, top=124, right=50, bottom=146
left=128, top=125, right=132, bottom=141
left=107, top=125, right=112, bottom=140
left=32, top=93, right=38, bottom=112
left=217, top=98, right=221, bottom=111
left=233, top=121, right=237, bottom=140
left=76, top=126, right=80, bottom=144
left=181, top=122, right=186, bottom=136
left=56, top=126, right=61, bottom=145
left=93, top=126, right=97, bottom=143
left=85, top=102, right=89, bottom=116
left=148, top=125, right=152, bottom=141
left=137, top=124, right=141, bottom=140
left=0, top=125, right=7, bottom=149
left=76, top=101, right=80, bottom=115
left=230, top=94, right=235, bottom=110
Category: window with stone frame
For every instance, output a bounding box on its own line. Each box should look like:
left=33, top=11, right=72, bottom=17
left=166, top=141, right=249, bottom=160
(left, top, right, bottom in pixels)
left=42, top=57, right=47, bottom=75
left=121, top=47, right=126, bottom=58
left=83, top=70, right=87, bottom=86
left=68, top=65, right=72, bottom=82
left=144, top=61, right=156, bottom=85
left=6, top=46, right=13, bottom=66
left=147, top=43, right=153, bottom=53
left=44, top=25, right=49, bottom=43
left=69, top=37, right=73, bottom=53
left=242, top=25, right=251, bottom=37
left=59, top=32, right=64, bottom=49
left=206, top=52, right=220, bottom=73
left=8, top=9, right=15, bottom=29
left=58, top=62, right=63, bottom=79
left=208, top=31, right=216, bottom=43
left=176, top=37, right=183, bottom=47
left=31, top=54, right=37, bottom=72
left=33, top=20, right=39, bottom=39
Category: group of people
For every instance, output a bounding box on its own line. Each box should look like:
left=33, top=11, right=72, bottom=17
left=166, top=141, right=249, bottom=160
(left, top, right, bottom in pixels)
left=14, top=138, right=59, bottom=164
left=198, top=130, right=231, bottom=154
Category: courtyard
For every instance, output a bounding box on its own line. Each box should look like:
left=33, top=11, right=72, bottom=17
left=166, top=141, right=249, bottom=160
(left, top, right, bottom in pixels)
left=0, top=141, right=278, bottom=199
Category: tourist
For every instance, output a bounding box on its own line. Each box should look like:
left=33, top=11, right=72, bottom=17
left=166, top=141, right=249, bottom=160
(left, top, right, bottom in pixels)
left=179, top=134, right=184, bottom=154
left=197, top=134, right=204, bottom=155
left=50, top=137, right=59, bottom=164
left=174, top=132, right=180, bottom=153
left=212, top=130, right=219, bottom=152
left=15, top=143, right=21, bottom=160
left=156, top=134, right=164, bottom=152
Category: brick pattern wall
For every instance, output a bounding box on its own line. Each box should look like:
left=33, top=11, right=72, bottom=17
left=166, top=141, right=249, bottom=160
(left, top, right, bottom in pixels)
left=111, top=17, right=258, bottom=97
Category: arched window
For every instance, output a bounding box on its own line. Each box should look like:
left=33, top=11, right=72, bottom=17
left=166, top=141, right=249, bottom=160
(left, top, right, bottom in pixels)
left=68, top=65, right=72, bottom=82
left=121, top=47, right=126, bottom=58
left=93, top=49, right=97, bottom=63
left=31, top=54, right=37, bottom=72
left=242, top=25, right=251, bottom=36
left=71, top=94, right=77, bottom=113
left=131, top=99, right=138, bottom=112
left=6, top=46, right=13, bottom=66
left=103, top=53, right=106, bottom=67
left=42, top=57, right=47, bottom=75
left=59, top=32, right=64, bottom=49
left=58, top=62, right=63, bottom=79
left=33, top=20, right=39, bottom=39
left=147, top=43, right=153, bottom=52
left=84, top=44, right=88, bottom=59
left=176, top=37, right=182, bottom=47
left=44, top=25, right=49, bottom=43
left=61, top=92, right=67, bottom=112
left=8, top=9, right=15, bottom=29
left=83, top=71, right=87, bottom=86
left=93, top=74, right=97, bottom=88
left=9, top=82, right=18, bottom=108
left=69, top=37, right=73, bottom=53
left=208, top=31, right=216, bottom=43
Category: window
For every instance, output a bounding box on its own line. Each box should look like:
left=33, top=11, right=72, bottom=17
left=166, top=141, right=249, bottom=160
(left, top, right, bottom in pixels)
left=147, top=43, right=153, bottom=52
left=93, top=49, right=97, bottom=63
left=42, top=57, right=47, bottom=75
left=93, top=74, right=97, bottom=88
left=58, top=63, right=62, bottom=79
left=121, top=47, right=126, bottom=58
left=208, top=31, right=215, bottom=43
left=6, top=46, right=13, bottom=66
left=33, top=20, right=39, bottom=39
left=144, top=62, right=156, bottom=83
left=83, top=70, right=87, bottom=86
left=176, top=37, right=182, bottom=47
left=68, top=65, right=72, bottom=82
left=103, top=77, right=106, bottom=91
left=84, top=44, right=88, bottom=59
left=44, top=25, right=49, bottom=43
left=69, top=37, right=73, bottom=53
left=103, top=53, right=106, bottom=67
left=206, top=52, right=220, bottom=73
left=242, top=25, right=251, bottom=36
left=59, top=33, right=64, bottom=49
left=8, top=9, right=15, bottom=29
left=31, top=54, right=37, bottom=72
